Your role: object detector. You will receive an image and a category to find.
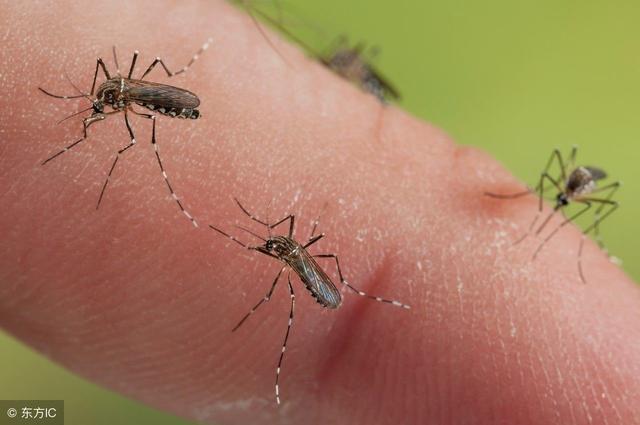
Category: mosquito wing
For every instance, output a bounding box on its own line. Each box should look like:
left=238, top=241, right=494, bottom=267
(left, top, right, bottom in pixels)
left=367, top=65, right=401, bottom=100
left=290, top=252, right=342, bottom=309
left=585, top=166, right=607, bottom=181
left=125, top=79, right=200, bottom=109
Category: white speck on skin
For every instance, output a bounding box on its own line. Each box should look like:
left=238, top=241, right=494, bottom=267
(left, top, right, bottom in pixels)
left=292, top=188, right=301, bottom=203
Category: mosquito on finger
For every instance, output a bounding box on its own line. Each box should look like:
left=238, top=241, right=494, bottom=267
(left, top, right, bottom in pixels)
left=39, top=38, right=213, bottom=227
left=485, top=146, right=620, bottom=283
left=235, top=1, right=401, bottom=102
left=209, top=198, right=410, bottom=405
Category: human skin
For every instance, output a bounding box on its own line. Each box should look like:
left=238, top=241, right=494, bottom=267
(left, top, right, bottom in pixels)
left=1, top=1, right=639, bottom=424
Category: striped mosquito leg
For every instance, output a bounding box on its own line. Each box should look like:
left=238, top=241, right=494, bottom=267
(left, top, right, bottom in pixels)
left=208, top=225, right=247, bottom=248
left=275, top=273, right=296, bottom=405
left=308, top=203, right=328, bottom=240
left=233, top=197, right=296, bottom=237
left=41, top=115, right=105, bottom=165
left=149, top=116, right=198, bottom=227
left=232, top=266, right=286, bottom=332
left=140, top=37, right=213, bottom=80
left=96, top=112, right=137, bottom=209
left=314, top=254, right=410, bottom=309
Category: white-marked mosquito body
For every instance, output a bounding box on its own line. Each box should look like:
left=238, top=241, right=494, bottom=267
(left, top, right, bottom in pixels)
left=93, top=78, right=201, bottom=119
left=39, top=38, right=213, bottom=227
left=485, top=147, right=620, bottom=283
left=209, top=198, right=409, bottom=404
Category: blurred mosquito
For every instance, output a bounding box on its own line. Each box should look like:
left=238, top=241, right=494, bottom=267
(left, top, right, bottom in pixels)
left=235, top=1, right=401, bottom=102
left=320, top=36, right=401, bottom=103
left=485, top=146, right=620, bottom=283
left=209, top=198, right=410, bottom=405
left=39, top=38, right=213, bottom=227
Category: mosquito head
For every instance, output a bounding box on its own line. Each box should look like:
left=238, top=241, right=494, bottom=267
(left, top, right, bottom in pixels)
left=556, top=192, right=570, bottom=207
left=256, top=236, right=294, bottom=259
left=265, top=238, right=275, bottom=252
left=92, top=99, right=105, bottom=114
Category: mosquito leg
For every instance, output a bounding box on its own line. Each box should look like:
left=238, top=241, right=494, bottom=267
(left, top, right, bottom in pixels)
left=532, top=201, right=593, bottom=260
left=484, top=188, right=533, bottom=199
left=143, top=115, right=198, bottom=227
left=548, top=148, right=567, bottom=183
left=308, top=203, right=327, bottom=240
left=589, top=182, right=621, bottom=250
left=234, top=198, right=271, bottom=226
left=578, top=236, right=588, bottom=284
left=112, top=46, right=121, bottom=76
left=275, top=273, right=295, bottom=405
left=303, top=234, right=324, bottom=249
left=246, top=2, right=291, bottom=67
left=208, top=225, right=248, bottom=248
left=233, top=198, right=295, bottom=237
left=41, top=114, right=106, bottom=165
left=567, top=145, right=578, bottom=172
left=232, top=266, right=286, bottom=332
left=576, top=200, right=619, bottom=283
left=127, top=50, right=139, bottom=79
left=514, top=172, right=562, bottom=245
left=91, top=58, right=111, bottom=95
left=314, top=254, right=410, bottom=309
left=139, top=38, right=213, bottom=80
left=96, top=111, right=137, bottom=209
left=485, top=148, right=565, bottom=199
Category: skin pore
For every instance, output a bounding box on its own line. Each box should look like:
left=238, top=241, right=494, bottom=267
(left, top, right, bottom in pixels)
left=0, top=1, right=639, bottom=424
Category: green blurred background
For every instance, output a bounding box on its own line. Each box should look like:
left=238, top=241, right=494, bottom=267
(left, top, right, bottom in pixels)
left=1, top=0, right=638, bottom=423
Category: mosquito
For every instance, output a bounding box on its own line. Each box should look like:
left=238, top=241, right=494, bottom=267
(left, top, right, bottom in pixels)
left=39, top=38, right=213, bottom=227
left=209, top=198, right=410, bottom=405
left=320, top=36, right=401, bottom=103
left=485, top=146, right=620, bottom=283
left=237, top=1, right=401, bottom=102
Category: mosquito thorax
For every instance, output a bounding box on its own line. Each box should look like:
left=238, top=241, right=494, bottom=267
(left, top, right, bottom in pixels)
left=566, top=166, right=596, bottom=198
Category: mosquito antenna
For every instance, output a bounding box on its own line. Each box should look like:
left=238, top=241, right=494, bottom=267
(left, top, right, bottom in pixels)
left=56, top=105, right=95, bottom=124
left=235, top=225, right=267, bottom=242
left=63, top=73, right=93, bottom=102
